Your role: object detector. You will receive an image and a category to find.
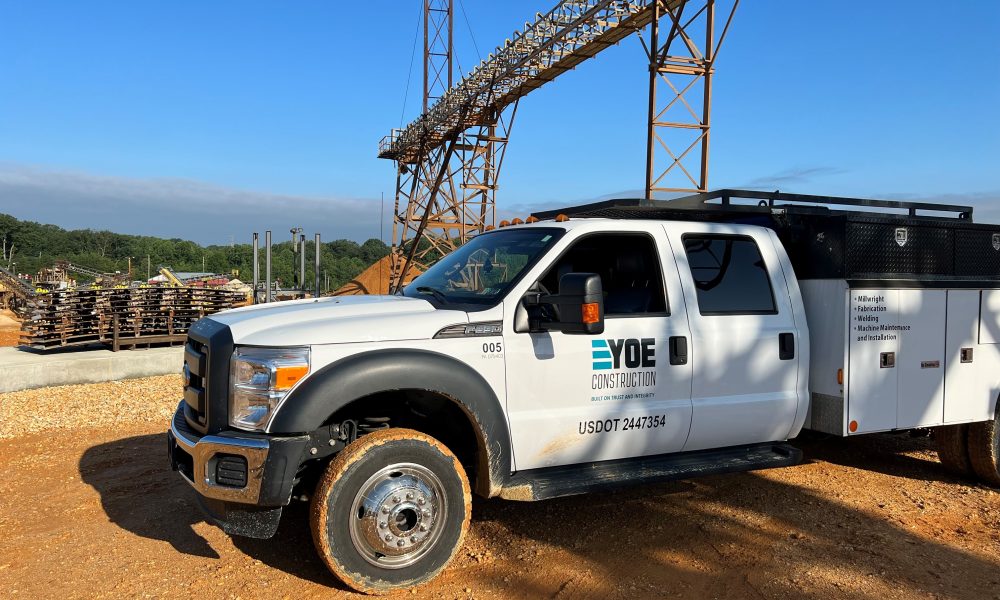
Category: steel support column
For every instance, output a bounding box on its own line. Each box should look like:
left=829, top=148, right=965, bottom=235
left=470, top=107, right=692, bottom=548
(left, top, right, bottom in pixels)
left=644, top=0, right=738, bottom=197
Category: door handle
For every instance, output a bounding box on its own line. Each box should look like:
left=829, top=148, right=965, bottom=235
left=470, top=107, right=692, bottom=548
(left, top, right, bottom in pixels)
left=669, top=336, right=688, bottom=365
left=779, top=332, right=795, bottom=361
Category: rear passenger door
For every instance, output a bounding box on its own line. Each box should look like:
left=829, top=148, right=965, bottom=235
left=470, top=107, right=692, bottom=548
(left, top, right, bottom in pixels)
left=664, top=223, right=801, bottom=451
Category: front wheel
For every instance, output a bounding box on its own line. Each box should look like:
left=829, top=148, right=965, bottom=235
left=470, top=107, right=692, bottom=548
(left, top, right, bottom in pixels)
left=309, top=428, right=471, bottom=594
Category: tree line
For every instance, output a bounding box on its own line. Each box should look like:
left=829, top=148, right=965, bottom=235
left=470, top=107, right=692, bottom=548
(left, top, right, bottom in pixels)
left=0, top=212, right=389, bottom=293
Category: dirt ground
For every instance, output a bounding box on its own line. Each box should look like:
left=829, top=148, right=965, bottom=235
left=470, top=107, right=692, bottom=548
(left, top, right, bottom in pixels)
left=2, top=378, right=1000, bottom=599
left=0, top=309, right=20, bottom=346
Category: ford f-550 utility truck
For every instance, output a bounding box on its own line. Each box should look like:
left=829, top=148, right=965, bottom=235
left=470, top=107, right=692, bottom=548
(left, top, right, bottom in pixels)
left=167, top=189, right=1000, bottom=593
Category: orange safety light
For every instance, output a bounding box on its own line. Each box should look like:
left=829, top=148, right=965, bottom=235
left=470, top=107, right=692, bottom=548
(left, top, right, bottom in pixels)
left=582, top=302, right=600, bottom=324
left=837, top=368, right=844, bottom=385
left=275, top=365, right=309, bottom=390
left=511, top=218, right=524, bottom=225
left=525, top=216, right=539, bottom=223
left=555, top=214, right=570, bottom=222
left=484, top=225, right=495, bottom=231
left=498, top=220, right=510, bottom=227
left=849, top=420, right=858, bottom=433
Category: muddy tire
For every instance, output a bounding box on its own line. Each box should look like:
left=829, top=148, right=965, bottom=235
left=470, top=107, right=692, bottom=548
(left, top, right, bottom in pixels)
left=935, top=424, right=972, bottom=476
left=309, top=428, right=471, bottom=594
left=967, top=411, right=1000, bottom=486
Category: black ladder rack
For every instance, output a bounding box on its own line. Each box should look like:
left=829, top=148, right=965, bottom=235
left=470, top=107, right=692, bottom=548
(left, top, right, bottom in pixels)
left=532, top=188, right=975, bottom=222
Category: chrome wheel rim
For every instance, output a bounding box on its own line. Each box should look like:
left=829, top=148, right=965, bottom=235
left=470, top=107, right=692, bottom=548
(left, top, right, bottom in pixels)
left=348, top=462, right=447, bottom=569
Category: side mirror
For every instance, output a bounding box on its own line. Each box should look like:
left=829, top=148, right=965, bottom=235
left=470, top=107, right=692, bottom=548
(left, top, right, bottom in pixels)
left=524, top=272, right=604, bottom=335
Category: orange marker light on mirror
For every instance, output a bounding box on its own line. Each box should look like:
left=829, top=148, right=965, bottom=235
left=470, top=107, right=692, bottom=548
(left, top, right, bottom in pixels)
left=275, top=365, right=308, bottom=390
left=837, top=368, right=843, bottom=385
left=849, top=420, right=858, bottom=433
left=582, top=303, right=600, bottom=324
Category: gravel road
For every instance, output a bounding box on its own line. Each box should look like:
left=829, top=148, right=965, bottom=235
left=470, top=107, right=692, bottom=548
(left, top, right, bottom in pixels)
left=1, top=376, right=999, bottom=599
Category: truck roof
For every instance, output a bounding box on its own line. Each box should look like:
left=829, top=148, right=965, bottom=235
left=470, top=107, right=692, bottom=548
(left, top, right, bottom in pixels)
left=527, top=189, right=1000, bottom=284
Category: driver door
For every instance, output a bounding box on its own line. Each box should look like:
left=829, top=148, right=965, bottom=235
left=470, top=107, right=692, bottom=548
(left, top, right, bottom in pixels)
left=503, top=227, right=693, bottom=471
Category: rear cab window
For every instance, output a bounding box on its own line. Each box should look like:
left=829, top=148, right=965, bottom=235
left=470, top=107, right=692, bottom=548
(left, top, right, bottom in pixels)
left=682, top=234, right=777, bottom=315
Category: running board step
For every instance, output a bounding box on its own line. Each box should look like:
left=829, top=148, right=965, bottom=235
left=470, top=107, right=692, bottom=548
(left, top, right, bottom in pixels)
left=500, top=443, right=802, bottom=501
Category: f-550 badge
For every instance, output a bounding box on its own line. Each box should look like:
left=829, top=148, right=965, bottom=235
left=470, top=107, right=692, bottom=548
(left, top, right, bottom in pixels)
left=993, top=233, right=1000, bottom=251
left=895, top=227, right=908, bottom=247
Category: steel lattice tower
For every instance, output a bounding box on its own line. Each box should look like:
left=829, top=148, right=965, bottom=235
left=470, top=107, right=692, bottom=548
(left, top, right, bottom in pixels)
left=380, top=0, right=738, bottom=291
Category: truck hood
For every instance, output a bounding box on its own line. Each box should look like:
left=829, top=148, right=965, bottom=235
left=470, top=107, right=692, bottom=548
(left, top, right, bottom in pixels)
left=206, top=295, right=468, bottom=346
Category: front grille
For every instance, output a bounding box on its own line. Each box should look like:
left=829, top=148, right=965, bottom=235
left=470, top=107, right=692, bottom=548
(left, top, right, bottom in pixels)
left=183, top=339, right=208, bottom=430
left=183, top=317, right=234, bottom=435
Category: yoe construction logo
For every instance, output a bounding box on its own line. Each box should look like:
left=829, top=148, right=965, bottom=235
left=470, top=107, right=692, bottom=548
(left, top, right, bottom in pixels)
left=591, top=338, right=657, bottom=397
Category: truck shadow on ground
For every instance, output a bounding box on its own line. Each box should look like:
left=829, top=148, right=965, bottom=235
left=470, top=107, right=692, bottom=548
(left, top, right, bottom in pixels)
left=795, top=430, right=970, bottom=485
left=78, top=433, right=221, bottom=559
left=471, top=474, right=1000, bottom=597
left=80, top=432, right=1000, bottom=597
left=77, top=432, right=341, bottom=586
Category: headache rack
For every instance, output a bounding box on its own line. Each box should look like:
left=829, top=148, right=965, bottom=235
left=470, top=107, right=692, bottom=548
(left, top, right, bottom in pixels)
left=532, top=189, right=1000, bottom=282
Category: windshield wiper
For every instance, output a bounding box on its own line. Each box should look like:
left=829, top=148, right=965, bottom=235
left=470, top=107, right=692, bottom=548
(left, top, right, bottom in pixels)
left=415, top=286, right=450, bottom=304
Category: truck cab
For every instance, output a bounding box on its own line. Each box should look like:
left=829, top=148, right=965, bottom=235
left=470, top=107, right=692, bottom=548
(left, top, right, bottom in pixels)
left=167, top=189, right=1000, bottom=593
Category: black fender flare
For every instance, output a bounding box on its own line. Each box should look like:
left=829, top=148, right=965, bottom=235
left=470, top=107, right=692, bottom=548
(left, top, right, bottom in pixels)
left=267, top=349, right=511, bottom=496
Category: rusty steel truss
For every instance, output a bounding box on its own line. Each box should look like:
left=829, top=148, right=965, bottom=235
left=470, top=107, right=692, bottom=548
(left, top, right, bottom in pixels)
left=380, top=0, right=738, bottom=290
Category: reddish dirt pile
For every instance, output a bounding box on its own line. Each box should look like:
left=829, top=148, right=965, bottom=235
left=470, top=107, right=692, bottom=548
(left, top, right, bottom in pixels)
left=0, top=309, right=20, bottom=346
left=333, top=256, right=421, bottom=296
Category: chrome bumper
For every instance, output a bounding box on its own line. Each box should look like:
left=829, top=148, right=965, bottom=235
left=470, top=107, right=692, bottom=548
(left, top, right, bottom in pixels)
left=168, top=402, right=270, bottom=504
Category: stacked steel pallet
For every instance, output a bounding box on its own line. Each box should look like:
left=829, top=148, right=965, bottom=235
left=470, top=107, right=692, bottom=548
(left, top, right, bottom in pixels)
left=19, top=286, right=244, bottom=350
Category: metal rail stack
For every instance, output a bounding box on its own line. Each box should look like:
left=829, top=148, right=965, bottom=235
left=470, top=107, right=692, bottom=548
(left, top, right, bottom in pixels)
left=19, top=286, right=244, bottom=351
left=0, top=265, right=38, bottom=318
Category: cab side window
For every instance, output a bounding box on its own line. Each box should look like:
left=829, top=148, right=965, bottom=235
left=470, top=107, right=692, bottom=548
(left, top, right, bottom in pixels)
left=539, top=233, right=668, bottom=316
left=682, top=234, right=776, bottom=315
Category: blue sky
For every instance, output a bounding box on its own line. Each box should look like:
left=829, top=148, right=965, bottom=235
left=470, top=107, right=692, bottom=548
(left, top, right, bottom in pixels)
left=0, top=0, right=998, bottom=244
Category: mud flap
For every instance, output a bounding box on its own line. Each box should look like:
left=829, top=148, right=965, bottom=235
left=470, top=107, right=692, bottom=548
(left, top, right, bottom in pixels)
left=197, top=496, right=283, bottom=539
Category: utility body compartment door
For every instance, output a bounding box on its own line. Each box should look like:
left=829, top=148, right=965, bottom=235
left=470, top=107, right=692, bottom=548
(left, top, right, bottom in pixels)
left=847, top=289, right=946, bottom=433
left=503, top=225, right=693, bottom=471
left=664, top=223, right=804, bottom=451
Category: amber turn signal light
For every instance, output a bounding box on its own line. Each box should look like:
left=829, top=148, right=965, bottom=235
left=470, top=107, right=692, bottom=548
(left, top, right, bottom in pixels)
left=275, top=365, right=309, bottom=390
left=837, top=368, right=844, bottom=385
left=582, top=302, right=600, bottom=324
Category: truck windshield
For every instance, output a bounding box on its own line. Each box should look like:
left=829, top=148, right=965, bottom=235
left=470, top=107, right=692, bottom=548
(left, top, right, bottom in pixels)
left=402, top=227, right=564, bottom=307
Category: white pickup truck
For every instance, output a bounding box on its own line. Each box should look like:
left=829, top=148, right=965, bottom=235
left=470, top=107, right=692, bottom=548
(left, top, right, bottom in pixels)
left=167, top=189, right=1000, bottom=593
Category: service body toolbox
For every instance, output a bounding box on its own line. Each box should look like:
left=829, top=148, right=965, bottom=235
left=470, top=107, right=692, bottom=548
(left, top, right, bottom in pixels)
left=782, top=208, right=1000, bottom=436
left=165, top=188, right=1000, bottom=594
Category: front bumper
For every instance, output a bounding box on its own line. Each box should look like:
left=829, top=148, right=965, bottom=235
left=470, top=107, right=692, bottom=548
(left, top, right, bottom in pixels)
left=167, top=401, right=309, bottom=507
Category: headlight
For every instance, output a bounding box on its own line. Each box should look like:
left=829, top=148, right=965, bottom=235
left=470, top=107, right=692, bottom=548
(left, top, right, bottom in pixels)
left=229, top=346, right=310, bottom=431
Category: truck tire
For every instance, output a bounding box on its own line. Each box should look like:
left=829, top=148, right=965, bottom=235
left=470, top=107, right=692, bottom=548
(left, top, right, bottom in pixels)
left=934, top=424, right=972, bottom=476
left=309, top=428, right=471, bottom=594
left=967, top=411, right=1000, bottom=486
